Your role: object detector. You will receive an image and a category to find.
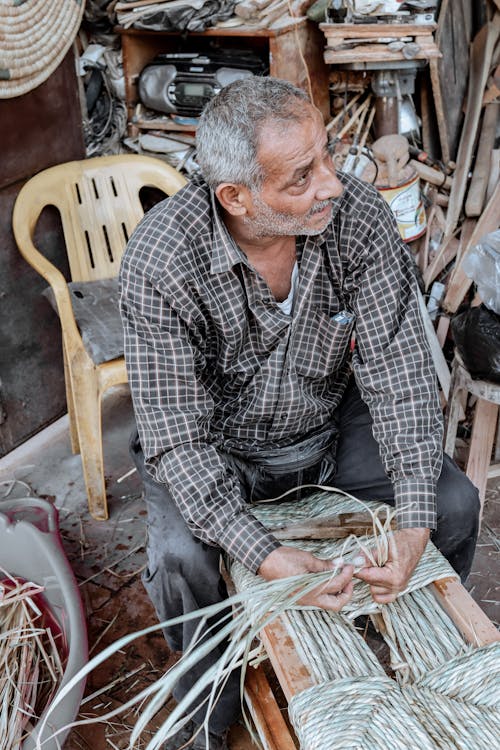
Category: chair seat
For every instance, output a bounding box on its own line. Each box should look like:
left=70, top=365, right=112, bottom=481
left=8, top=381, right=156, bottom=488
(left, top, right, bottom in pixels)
left=44, top=277, right=123, bottom=365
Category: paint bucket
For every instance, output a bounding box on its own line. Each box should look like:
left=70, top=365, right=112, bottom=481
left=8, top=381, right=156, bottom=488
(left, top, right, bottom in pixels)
left=377, top=169, right=427, bottom=242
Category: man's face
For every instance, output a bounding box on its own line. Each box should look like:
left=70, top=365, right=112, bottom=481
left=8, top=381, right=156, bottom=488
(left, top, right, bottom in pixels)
left=243, top=105, right=344, bottom=238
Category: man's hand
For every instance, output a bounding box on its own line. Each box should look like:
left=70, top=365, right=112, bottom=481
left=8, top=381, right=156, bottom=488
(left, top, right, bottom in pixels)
left=354, top=527, right=430, bottom=604
left=257, top=546, right=354, bottom=612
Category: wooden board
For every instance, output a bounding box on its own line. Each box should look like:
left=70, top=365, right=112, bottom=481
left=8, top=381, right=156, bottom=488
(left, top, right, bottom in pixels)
left=443, top=180, right=500, bottom=313
left=320, top=22, right=437, bottom=39
left=430, top=0, right=473, bottom=163
left=465, top=102, right=499, bottom=216
left=244, top=666, right=298, bottom=750
left=432, top=576, right=500, bottom=646
left=323, top=40, right=440, bottom=65
left=444, top=15, right=500, bottom=237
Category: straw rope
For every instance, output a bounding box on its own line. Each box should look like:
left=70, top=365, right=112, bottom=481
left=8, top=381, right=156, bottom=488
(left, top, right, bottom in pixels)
left=0, top=0, right=84, bottom=98
left=230, top=489, right=500, bottom=749
left=38, top=487, right=497, bottom=750
left=288, top=644, right=500, bottom=750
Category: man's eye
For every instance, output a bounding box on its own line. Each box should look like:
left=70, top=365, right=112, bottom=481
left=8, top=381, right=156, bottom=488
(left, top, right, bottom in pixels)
left=296, top=172, right=309, bottom=186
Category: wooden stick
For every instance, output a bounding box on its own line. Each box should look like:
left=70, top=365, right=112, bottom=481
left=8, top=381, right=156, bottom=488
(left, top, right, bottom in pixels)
left=326, top=93, right=363, bottom=132
left=444, top=15, right=500, bottom=236
left=409, top=159, right=452, bottom=190
left=244, top=666, right=297, bottom=750
left=443, top=180, right=500, bottom=313
left=336, top=97, right=371, bottom=139
left=465, top=102, right=499, bottom=216
left=432, top=577, right=500, bottom=647
left=269, top=511, right=393, bottom=540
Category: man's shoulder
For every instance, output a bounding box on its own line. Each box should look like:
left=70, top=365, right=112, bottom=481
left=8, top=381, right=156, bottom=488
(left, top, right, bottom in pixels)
left=337, top=171, right=381, bottom=211
left=121, top=175, right=212, bottom=277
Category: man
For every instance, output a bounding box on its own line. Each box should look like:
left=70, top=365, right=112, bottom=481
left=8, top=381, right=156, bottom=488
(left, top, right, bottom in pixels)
left=120, top=77, right=479, bottom=749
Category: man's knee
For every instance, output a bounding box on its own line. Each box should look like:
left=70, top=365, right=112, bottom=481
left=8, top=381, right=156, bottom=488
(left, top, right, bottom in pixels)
left=433, top=455, right=480, bottom=579
left=436, top=455, right=480, bottom=532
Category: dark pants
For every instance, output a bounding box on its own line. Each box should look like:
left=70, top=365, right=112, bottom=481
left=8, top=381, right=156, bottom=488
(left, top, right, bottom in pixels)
left=130, top=381, right=480, bottom=732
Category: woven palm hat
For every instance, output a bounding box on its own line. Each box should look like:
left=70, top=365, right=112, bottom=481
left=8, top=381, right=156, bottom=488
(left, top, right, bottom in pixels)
left=0, top=0, right=85, bottom=99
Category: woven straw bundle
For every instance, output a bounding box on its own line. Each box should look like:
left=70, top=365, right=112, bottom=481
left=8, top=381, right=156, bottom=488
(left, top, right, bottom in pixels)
left=0, top=0, right=84, bottom=99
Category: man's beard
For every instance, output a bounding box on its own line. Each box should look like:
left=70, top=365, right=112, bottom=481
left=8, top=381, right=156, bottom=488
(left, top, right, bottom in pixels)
left=244, top=192, right=333, bottom=238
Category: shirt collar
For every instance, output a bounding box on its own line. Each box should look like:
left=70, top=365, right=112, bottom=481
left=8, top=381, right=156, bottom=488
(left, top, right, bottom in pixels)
left=209, top=190, right=249, bottom=274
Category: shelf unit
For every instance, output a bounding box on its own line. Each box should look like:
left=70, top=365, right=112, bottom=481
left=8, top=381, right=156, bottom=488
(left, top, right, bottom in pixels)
left=117, top=19, right=331, bottom=134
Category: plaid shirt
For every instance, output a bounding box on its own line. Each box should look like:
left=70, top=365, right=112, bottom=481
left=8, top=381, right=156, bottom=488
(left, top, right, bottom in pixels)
left=120, top=173, right=443, bottom=572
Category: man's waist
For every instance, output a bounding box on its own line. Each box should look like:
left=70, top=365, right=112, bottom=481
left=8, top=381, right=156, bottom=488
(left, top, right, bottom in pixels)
left=223, top=421, right=338, bottom=474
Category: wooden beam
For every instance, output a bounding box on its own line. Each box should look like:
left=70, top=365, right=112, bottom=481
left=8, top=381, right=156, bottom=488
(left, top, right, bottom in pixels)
left=432, top=577, right=500, bottom=647
left=443, top=180, right=500, bottom=313
left=244, top=665, right=297, bottom=750
left=465, top=102, right=499, bottom=216
left=467, top=398, right=499, bottom=511
left=444, top=15, right=500, bottom=236
left=260, top=617, right=314, bottom=702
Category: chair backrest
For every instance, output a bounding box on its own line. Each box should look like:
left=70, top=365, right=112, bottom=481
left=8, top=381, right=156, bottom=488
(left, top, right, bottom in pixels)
left=13, top=154, right=187, bottom=283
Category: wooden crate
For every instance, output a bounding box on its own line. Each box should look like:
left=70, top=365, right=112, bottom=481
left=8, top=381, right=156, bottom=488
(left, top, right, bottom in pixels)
left=319, top=22, right=441, bottom=65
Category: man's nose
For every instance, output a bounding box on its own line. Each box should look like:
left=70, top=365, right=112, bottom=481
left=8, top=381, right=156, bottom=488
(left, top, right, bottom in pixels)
left=316, top=168, right=344, bottom=202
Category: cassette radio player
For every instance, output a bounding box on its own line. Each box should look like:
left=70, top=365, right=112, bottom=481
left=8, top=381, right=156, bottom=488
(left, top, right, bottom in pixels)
left=138, top=50, right=267, bottom=118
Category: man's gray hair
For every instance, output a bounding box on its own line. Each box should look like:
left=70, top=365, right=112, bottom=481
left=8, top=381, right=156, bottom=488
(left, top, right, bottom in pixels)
left=196, top=77, right=310, bottom=190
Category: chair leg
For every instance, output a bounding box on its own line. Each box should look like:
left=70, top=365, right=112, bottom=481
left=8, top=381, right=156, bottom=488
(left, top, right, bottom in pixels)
left=70, top=362, right=109, bottom=521
left=466, top=399, right=499, bottom=523
left=63, top=343, right=80, bottom=455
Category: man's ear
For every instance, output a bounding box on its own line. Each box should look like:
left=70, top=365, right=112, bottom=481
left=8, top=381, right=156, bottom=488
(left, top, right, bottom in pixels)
left=215, top=183, right=252, bottom=216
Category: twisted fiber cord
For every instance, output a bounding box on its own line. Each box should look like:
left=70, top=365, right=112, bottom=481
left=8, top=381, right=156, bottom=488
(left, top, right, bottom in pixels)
left=283, top=609, right=383, bottom=683
left=289, top=675, right=438, bottom=750
left=289, top=644, right=500, bottom=750
left=231, top=490, right=500, bottom=747
left=378, top=586, right=469, bottom=684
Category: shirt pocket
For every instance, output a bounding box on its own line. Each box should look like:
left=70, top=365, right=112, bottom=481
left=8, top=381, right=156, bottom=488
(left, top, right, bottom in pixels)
left=294, top=308, right=355, bottom=378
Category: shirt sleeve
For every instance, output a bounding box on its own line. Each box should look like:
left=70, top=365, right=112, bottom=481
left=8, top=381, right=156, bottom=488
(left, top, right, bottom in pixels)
left=347, top=195, right=443, bottom=530
left=120, top=261, right=279, bottom=573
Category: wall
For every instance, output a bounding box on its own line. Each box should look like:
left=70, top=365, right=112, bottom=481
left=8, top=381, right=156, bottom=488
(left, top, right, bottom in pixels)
left=0, top=50, right=85, bottom=456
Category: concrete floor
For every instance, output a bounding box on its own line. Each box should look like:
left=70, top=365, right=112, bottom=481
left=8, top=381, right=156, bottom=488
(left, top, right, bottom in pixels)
left=0, top=384, right=498, bottom=749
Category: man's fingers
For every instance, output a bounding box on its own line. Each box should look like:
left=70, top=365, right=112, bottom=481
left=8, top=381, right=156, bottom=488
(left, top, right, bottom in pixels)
left=302, top=572, right=354, bottom=611
left=371, top=590, right=398, bottom=604
left=354, top=564, right=394, bottom=586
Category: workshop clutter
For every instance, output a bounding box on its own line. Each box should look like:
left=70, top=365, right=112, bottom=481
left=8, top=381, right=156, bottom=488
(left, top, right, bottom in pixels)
left=76, top=0, right=499, bottom=384
left=0, top=498, right=87, bottom=750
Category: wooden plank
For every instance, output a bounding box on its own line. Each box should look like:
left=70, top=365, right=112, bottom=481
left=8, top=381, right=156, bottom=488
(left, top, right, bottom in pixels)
left=436, top=315, right=450, bottom=348
left=467, top=399, right=499, bottom=509
left=260, top=617, right=315, bottom=702
left=244, top=666, right=297, bottom=750
left=269, top=511, right=395, bottom=540
left=323, top=44, right=440, bottom=65
left=432, top=577, right=500, bottom=647
left=428, top=57, right=450, bottom=165
left=320, top=22, right=437, bottom=39
left=443, top=180, right=500, bottom=313
left=465, top=102, right=499, bottom=216
left=423, top=216, right=474, bottom=290
left=444, top=15, right=500, bottom=236
left=431, top=0, right=473, bottom=163
left=486, top=148, right=500, bottom=202
left=423, top=235, right=460, bottom=289
left=417, top=289, right=451, bottom=400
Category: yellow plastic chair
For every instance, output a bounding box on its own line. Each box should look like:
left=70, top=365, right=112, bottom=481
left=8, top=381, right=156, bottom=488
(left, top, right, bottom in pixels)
left=12, top=155, right=187, bottom=520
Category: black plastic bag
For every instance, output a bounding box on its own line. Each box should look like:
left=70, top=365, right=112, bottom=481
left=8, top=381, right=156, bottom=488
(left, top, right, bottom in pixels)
left=451, top=304, right=500, bottom=383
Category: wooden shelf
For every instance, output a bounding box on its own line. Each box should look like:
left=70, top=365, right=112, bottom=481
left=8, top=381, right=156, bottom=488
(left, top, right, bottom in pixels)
left=117, top=20, right=331, bottom=135
left=320, top=21, right=441, bottom=65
